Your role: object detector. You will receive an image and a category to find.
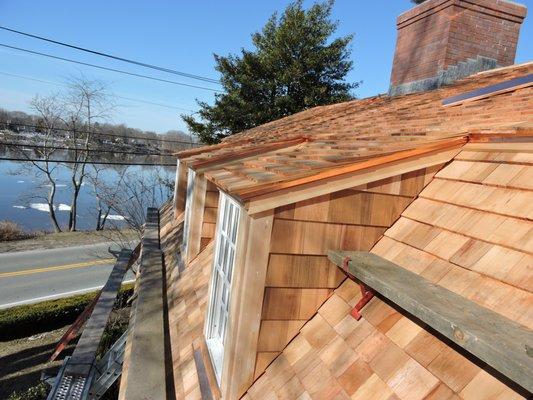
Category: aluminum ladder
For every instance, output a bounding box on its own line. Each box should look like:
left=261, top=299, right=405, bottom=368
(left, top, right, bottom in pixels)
left=46, top=328, right=129, bottom=400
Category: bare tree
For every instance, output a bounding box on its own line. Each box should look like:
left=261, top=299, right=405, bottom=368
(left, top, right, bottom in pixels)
left=60, top=77, right=114, bottom=231
left=87, top=164, right=128, bottom=231
left=14, top=96, right=64, bottom=232
left=97, top=167, right=173, bottom=238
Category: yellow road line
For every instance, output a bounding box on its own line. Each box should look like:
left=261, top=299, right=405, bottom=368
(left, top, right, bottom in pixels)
left=0, top=258, right=115, bottom=278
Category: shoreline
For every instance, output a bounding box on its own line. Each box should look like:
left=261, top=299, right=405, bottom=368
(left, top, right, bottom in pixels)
left=0, top=228, right=138, bottom=253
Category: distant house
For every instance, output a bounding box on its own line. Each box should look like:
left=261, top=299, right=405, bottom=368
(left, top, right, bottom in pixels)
left=120, top=0, right=532, bottom=399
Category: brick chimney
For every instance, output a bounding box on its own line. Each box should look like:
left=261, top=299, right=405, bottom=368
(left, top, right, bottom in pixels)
left=389, top=0, right=527, bottom=96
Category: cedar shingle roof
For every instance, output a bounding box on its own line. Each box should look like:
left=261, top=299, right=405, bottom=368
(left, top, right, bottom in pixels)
left=177, top=62, right=532, bottom=203
left=243, top=145, right=532, bottom=399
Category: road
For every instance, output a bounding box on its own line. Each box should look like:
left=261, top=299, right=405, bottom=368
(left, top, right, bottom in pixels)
left=0, top=242, right=135, bottom=309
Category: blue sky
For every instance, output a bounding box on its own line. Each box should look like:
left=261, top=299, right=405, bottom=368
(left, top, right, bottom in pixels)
left=0, top=0, right=531, bottom=134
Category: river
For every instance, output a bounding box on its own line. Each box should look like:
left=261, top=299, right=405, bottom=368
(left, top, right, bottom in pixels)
left=0, top=160, right=175, bottom=231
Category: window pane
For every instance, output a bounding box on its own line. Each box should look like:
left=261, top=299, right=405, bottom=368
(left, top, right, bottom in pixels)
left=221, top=315, right=227, bottom=341
left=227, top=206, right=233, bottom=235
left=221, top=284, right=228, bottom=307
left=217, top=307, right=225, bottom=337
left=222, top=199, right=229, bottom=231
left=231, top=209, right=240, bottom=241
left=217, top=236, right=226, bottom=269
left=222, top=240, right=229, bottom=273
left=227, top=248, right=235, bottom=282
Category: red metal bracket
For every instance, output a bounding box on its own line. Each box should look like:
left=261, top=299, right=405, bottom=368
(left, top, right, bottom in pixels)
left=342, top=256, right=374, bottom=320
left=350, top=283, right=374, bottom=320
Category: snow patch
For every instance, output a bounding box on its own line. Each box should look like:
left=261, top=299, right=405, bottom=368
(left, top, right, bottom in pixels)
left=13, top=205, right=26, bottom=209
left=30, top=203, right=51, bottom=212
left=104, top=214, right=125, bottom=221
left=29, top=203, right=71, bottom=212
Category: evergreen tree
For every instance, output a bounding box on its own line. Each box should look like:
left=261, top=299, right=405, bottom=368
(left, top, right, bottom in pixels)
left=183, top=0, right=357, bottom=144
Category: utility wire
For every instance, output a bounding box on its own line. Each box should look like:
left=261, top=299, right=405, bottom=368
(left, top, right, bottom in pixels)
left=0, top=43, right=222, bottom=92
left=0, top=141, right=183, bottom=155
left=0, top=25, right=221, bottom=85
left=0, top=155, right=176, bottom=166
left=2, top=122, right=199, bottom=145
left=0, top=71, right=197, bottom=112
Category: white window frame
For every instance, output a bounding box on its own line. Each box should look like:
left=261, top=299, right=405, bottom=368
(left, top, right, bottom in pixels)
left=182, top=168, right=196, bottom=253
left=205, top=191, right=241, bottom=384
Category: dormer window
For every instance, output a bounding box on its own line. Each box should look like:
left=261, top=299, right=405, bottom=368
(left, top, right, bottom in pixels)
left=205, top=192, right=241, bottom=383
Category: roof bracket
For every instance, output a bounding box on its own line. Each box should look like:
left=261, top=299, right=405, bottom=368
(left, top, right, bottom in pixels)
left=351, top=282, right=374, bottom=320
left=342, top=256, right=374, bottom=320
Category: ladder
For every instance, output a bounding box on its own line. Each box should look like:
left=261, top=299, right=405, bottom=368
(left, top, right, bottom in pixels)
left=46, top=328, right=129, bottom=400
left=88, top=328, right=129, bottom=399
left=45, top=357, right=94, bottom=400
left=46, top=246, right=140, bottom=400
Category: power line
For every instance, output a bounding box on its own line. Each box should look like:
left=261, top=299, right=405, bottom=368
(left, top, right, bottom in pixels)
left=0, top=25, right=221, bottom=85
left=1, top=122, right=200, bottom=145
left=0, top=43, right=222, bottom=92
left=0, top=141, right=183, bottom=156
left=0, top=155, right=176, bottom=167
left=0, top=71, right=197, bottom=112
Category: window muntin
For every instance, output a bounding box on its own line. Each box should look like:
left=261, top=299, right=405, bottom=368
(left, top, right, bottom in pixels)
left=205, top=192, right=240, bottom=383
left=182, top=168, right=196, bottom=251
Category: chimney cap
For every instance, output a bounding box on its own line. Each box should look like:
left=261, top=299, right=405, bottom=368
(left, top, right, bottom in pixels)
left=398, top=0, right=527, bottom=27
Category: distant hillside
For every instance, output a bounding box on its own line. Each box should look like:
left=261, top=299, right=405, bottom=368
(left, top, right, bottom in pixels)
left=0, top=108, right=198, bottom=151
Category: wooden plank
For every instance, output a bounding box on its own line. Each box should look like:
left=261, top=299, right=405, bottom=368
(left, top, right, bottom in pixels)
left=274, top=190, right=414, bottom=227
left=193, top=347, right=214, bottom=400
left=201, top=222, right=216, bottom=238
left=205, top=190, right=220, bottom=208
left=261, top=288, right=332, bottom=320
left=329, top=190, right=413, bottom=226
left=266, top=254, right=344, bottom=288
left=119, top=208, right=167, bottom=400
left=270, top=219, right=385, bottom=255
left=203, top=206, right=218, bottom=223
left=173, top=160, right=188, bottom=214
left=66, top=248, right=132, bottom=376
left=327, top=250, right=533, bottom=393
left=186, top=173, right=207, bottom=263
left=197, top=338, right=222, bottom=399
